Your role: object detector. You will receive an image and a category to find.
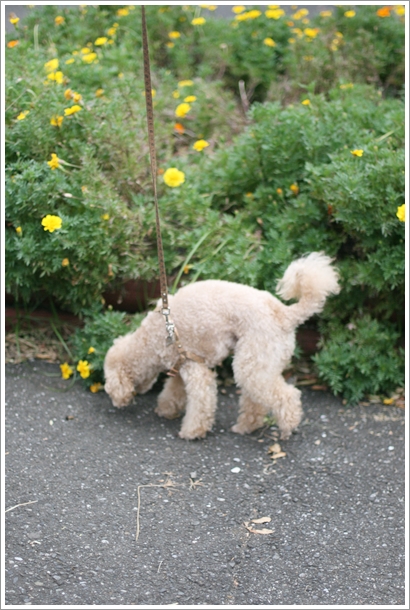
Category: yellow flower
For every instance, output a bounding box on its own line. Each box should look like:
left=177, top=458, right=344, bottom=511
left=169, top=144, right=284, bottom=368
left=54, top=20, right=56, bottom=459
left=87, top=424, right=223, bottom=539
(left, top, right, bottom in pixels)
left=55, top=16, right=65, bottom=25
left=163, top=168, right=185, bottom=188
left=65, top=58, right=75, bottom=65
left=82, top=52, right=97, bottom=64
left=64, top=104, right=82, bottom=116
left=90, top=382, right=103, bottom=393
left=396, top=204, right=405, bottom=222
left=50, top=115, right=64, bottom=127
left=175, top=102, right=191, bottom=118
left=169, top=31, right=181, bottom=39
left=47, top=71, right=64, bottom=84
left=265, top=9, right=285, bottom=19
left=263, top=37, right=276, bottom=47
left=64, top=88, right=73, bottom=100
left=77, top=360, right=91, bottom=379
left=184, top=95, right=197, bottom=102
left=304, top=28, right=319, bottom=38
left=350, top=149, right=363, bottom=157
left=81, top=47, right=91, bottom=54
left=167, top=42, right=174, bottom=48
left=292, top=8, right=309, bottom=20
left=47, top=154, right=61, bottom=170
left=95, top=88, right=104, bottom=97
left=232, top=6, right=246, bottom=14
left=320, top=10, right=332, bottom=18
left=395, top=6, right=405, bottom=16
left=193, top=139, right=209, bottom=151
left=183, top=264, right=193, bottom=274
left=88, top=346, right=95, bottom=354
left=95, top=37, right=108, bottom=46
left=10, top=16, right=20, bottom=25
left=344, top=10, right=356, bottom=18
left=118, top=72, right=124, bottom=79
left=383, top=397, right=394, bottom=405
left=62, top=258, right=70, bottom=266
left=107, top=27, right=117, bottom=37
left=290, top=183, right=299, bottom=195
left=60, top=363, right=73, bottom=380
left=288, top=38, right=296, bottom=44
left=192, top=17, right=206, bottom=25
left=16, top=110, right=29, bottom=120
left=72, top=92, right=82, bottom=103
left=236, top=9, right=262, bottom=21
left=301, top=99, right=311, bottom=105
left=340, top=83, right=354, bottom=89
left=16, top=226, right=22, bottom=235
left=41, top=214, right=62, bottom=232
left=101, top=213, right=110, bottom=220
left=303, top=55, right=314, bottom=61
left=276, top=188, right=283, bottom=195
left=81, top=185, right=88, bottom=193
left=117, top=7, right=129, bottom=17
left=178, top=80, right=194, bottom=87
left=44, top=58, right=59, bottom=72
left=7, top=40, right=19, bottom=48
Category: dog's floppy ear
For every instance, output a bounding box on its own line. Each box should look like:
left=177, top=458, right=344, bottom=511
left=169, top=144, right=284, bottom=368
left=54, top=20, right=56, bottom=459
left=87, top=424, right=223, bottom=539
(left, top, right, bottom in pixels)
left=104, top=368, right=135, bottom=408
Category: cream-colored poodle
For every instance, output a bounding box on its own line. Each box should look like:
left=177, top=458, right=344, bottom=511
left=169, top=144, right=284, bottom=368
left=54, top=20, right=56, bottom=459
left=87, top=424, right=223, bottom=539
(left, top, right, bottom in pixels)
left=104, top=252, right=340, bottom=440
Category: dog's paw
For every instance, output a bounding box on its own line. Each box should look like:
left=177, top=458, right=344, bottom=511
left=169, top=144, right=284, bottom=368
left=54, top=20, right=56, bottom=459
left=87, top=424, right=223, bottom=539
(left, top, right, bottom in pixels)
left=155, top=403, right=184, bottom=420
left=178, top=426, right=208, bottom=440
left=231, top=423, right=247, bottom=435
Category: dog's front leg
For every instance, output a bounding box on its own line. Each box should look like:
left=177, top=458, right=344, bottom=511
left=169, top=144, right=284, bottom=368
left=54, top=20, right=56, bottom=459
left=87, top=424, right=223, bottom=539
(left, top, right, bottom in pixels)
left=155, top=373, right=186, bottom=419
left=178, top=361, right=217, bottom=440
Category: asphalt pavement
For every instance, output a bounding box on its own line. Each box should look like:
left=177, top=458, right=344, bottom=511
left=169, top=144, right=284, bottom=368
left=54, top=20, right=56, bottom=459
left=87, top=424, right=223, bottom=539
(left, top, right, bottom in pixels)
left=4, top=360, right=406, bottom=607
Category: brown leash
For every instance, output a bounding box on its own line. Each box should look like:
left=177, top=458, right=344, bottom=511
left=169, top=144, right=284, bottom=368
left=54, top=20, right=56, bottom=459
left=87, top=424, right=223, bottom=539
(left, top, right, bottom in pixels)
left=141, top=6, right=205, bottom=374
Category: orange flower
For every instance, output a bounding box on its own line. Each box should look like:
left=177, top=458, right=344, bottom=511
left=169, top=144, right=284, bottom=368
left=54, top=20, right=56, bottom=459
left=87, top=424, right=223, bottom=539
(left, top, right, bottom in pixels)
left=7, top=40, right=19, bottom=48
left=376, top=6, right=392, bottom=18
left=174, top=122, right=185, bottom=134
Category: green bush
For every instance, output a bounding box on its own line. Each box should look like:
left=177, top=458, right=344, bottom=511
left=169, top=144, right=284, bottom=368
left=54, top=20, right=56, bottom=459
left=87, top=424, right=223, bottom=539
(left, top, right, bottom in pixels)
left=5, top=5, right=405, bottom=402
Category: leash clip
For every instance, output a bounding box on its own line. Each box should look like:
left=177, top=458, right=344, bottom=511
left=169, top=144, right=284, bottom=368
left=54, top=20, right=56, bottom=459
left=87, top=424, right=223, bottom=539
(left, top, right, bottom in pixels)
left=162, top=308, right=175, bottom=345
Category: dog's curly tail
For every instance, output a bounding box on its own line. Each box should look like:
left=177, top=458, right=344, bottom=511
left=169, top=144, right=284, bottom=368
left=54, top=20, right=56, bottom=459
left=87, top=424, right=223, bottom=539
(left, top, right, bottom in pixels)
left=276, top=252, right=340, bottom=327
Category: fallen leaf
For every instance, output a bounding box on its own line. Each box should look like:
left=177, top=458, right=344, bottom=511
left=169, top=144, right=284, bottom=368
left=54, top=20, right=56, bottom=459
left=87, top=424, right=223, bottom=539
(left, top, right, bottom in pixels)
left=270, top=451, right=287, bottom=459
left=251, top=516, right=271, bottom=524
left=244, top=522, right=274, bottom=535
left=312, top=384, right=328, bottom=391
left=268, top=443, right=281, bottom=454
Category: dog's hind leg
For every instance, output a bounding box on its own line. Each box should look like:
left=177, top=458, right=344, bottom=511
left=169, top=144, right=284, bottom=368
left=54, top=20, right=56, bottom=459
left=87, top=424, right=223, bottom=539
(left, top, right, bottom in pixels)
left=178, top=361, right=218, bottom=440
left=155, top=373, right=186, bottom=419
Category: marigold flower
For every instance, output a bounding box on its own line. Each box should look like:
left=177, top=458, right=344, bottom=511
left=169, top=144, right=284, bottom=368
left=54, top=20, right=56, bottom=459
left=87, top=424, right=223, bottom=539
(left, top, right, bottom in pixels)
left=95, top=37, right=108, bottom=46
left=178, top=80, right=194, bottom=87
left=192, top=17, right=206, bottom=25
left=350, top=149, right=363, bottom=157
left=55, top=16, right=65, bottom=25
left=292, top=9, right=309, bottom=20
left=174, top=122, right=185, bottom=134
left=200, top=4, right=216, bottom=9
left=47, top=71, right=64, bottom=84
left=167, top=42, right=174, bottom=48
left=16, top=110, right=29, bottom=120
left=60, top=363, right=73, bottom=379
left=10, top=16, right=20, bottom=25
left=81, top=47, right=91, bottom=54
left=117, top=7, right=129, bottom=17
left=232, top=6, right=246, bottom=14
left=47, top=154, right=62, bottom=170
left=42, top=214, right=62, bottom=232
left=184, top=95, right=197, bottom=102
left=340, top=83, right=354, bottom=89
left=163, top=168, right=185, bottom=188
left=290, top=183, right=299, bottom=195
left=288, top=38, right=296, bottom=44
left=107, top=27, right=117, bottom=37
left=44, top=58, right=59, bottom=72
left=276, top=188, right=283, bottom=195
left=304, top=27, right=319, bottom=38
left=344, top=10, right=356, bottom=18
left=101, top=213, right=110, bottom=220
left=396, top=204, right=405, bottom=222
left=72, top=92, right=82, bottom=103
left=88, top=346, right=95, bottom=354
left=64, top=104, right=82, bottom=116
left=16, top=226, right=22, bottom=235
left=95, top=88, right=104, bottom=97
left=90, top=382, right=103, bottom=393
left=175, top=102, right=191, bottom=118
left=301, top=99, right=311, bottom=105
left=395, top=6, right=405, bottom=16
left=169, top=31, right=181, bottom=39
left=7, top=40, right=19, bottom=48
left=320, top=10, right=332, bottom=17
left=193, top=139, right=209, bottom=152
left=65, top=58, right=75, bottom=65
left=263, top=37, right=276, bottom=47
left=82, top=52, right=97, bottom=64
left=62, top=258, right=70, bottom=266
left=64, top=88, right=73, bottom=100
left=50, top=115, right=64, bottom=127
left=376, top=7, right=392, bottom=18
left=77, top=360, right=91, bottom=379
left=265, top=8, right=285, bottom=19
